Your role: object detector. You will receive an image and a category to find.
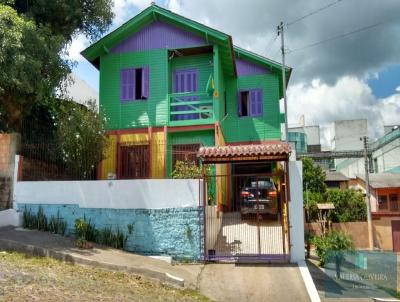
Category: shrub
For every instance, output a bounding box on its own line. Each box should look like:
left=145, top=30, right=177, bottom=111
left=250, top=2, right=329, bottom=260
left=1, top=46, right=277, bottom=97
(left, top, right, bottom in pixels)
left=326, top=189, right=367, bottom=222
left=74, top=217, right=97, bottom=242
left=312, top=230, right=354, bottom=267
left=48, top=211, right=67, bottom=235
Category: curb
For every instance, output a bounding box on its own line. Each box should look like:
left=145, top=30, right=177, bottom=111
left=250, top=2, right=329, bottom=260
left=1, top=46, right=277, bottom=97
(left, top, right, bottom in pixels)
left=298, top=260, right=321, bottom=302
left=0, top=238, right=185, bottom=288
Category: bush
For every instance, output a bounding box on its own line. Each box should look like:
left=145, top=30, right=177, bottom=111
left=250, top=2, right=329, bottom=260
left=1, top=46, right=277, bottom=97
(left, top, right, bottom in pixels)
left=326, top=189, right=367, bottom=222
left=312, top=230, right=354, bottom=267
left=74, top=217, right=97, bottom=242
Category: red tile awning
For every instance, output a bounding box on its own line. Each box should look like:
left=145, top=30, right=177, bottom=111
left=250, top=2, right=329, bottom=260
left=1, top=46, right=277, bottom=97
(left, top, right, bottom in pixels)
left=197, top=142, right=291, bottom=163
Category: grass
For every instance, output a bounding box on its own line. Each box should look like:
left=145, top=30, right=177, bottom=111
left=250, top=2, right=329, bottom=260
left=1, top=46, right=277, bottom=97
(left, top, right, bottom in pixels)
left=0, top=251, right=211, bottom=302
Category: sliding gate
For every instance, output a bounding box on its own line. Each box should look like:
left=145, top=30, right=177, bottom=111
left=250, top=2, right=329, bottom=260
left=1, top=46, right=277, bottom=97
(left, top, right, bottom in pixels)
left=204, top=174, right=290, bottom=262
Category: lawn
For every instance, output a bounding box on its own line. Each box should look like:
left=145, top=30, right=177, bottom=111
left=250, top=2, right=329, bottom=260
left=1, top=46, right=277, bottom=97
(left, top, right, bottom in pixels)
left=0, top=251, right=211, bottom=302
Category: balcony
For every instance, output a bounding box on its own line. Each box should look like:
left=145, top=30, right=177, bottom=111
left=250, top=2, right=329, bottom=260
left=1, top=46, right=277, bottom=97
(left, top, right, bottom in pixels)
left=168, top=92, right=214, bottom=126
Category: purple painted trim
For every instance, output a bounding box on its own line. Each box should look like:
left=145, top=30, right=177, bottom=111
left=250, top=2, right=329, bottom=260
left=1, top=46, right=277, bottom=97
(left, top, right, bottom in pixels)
left=112, top=21, right=207, bottom=53
left=236, top=58, right=268, bottom=76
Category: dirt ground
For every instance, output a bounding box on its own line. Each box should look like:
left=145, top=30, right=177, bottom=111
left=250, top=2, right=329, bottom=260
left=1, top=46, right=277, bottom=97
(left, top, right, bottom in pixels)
left=0, top=251, right=211, bottom=302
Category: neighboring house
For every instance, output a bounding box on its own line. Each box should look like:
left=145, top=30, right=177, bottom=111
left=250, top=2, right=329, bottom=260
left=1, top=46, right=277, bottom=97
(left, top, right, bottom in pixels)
left=336, top=126, right=400, bottom=177
left=354, top=173, right=400, bottom=216
left=324, top=171, right=348, bottom=189
left=81, top=4, right=290, bottom=181
left=63, top=73, right=99, bottom=106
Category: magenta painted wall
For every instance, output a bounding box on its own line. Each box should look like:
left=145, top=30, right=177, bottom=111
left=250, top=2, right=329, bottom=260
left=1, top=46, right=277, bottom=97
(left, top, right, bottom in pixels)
left=112, top=21, right=207, bottom=53
left=236, top=58, right=268, bottom=76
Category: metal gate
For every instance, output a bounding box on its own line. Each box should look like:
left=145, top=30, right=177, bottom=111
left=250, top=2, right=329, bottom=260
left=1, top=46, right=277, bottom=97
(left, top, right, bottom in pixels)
left=203, top=173, right=290, bottom=262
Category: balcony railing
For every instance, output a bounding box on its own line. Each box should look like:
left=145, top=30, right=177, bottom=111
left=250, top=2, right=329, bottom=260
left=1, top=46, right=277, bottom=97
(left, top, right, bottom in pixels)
left=168, top=92, right=214, bottom=126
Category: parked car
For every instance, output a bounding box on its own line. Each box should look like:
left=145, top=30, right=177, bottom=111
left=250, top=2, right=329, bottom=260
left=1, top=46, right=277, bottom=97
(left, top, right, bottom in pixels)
left=240, top=177, right=278, bottom=217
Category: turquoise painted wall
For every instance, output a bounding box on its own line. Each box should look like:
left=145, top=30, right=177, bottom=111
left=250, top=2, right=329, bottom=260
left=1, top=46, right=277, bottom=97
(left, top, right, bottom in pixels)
left=18, top=204, right=203, bottom=260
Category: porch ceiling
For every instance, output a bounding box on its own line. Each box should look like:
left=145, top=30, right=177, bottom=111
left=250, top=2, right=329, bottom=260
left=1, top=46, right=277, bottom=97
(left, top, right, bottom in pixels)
left=197, top=142, right=291, bottom=163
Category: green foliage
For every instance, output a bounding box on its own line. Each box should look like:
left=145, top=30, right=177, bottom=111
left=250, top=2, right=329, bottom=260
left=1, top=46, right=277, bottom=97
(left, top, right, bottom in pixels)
left=302, top=158, right=327, bottom=193
left=127, top=223, right=134, bottom=235
left=48, top=211, right=67, bottom=235
left=326, top=189, right=367, bottom=222
left=172, top=161, right=203, bottom=179
left=56, top=100, right=109, bottom=179
left=304, top=188, right=367, bottom=223
left=0, top=1, right=113, bottom=131
left=185, top=224, right=192, bottom=238
left=74, top=216, right=97, bottom=242
left=312, top=230, right=354, bottom=267
left=22, top=206, right=67, bottom=234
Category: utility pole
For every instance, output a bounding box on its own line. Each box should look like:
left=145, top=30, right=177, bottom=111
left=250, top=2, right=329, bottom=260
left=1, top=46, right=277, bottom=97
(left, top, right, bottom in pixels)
left=362, top=136, right=374, bottom=249
left=277, top=22, right=289, bottom=143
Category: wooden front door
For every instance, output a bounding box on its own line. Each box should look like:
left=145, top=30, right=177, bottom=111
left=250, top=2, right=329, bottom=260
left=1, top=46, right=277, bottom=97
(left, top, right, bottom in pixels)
left=391, top=220, right=400, bottom=252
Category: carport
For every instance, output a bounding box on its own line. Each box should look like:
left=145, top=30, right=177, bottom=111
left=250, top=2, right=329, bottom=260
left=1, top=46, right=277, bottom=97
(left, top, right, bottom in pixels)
left=197, top=142, right=292, bottom=262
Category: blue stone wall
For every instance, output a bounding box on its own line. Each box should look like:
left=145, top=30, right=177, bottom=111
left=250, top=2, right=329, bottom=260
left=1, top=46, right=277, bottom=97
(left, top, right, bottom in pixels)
left=17, top=204, right=204, bottom=260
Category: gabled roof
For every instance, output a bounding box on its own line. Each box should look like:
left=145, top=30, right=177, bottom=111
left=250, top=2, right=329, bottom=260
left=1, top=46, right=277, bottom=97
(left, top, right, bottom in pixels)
left=81, top=4, right=236, bottom=76
left=81, top=4, right=292, bottom=85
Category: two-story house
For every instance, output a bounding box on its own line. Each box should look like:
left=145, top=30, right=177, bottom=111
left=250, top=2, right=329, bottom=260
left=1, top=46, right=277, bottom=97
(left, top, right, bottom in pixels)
left=82, top=4, right=295, bottom=261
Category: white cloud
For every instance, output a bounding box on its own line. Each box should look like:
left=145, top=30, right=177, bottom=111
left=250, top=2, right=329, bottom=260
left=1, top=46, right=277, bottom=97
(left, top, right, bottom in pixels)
left=66, top=34, right=90, bottom=62
left=396, top=86, right=400, bottom=92
left=287, top=76, right=400, bottom=147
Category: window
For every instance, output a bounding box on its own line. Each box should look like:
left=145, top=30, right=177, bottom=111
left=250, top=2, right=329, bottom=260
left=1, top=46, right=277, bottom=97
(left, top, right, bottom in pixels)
left=120, top=67, right=149, bottom=101
left=378, top=195, right=388, bottom=211
left=237, top=88, right=263, bottom=117
left=119, top=144, right=149, bottom=179
left=172, top=144, right=200, bottom=171
left=390, top=194, right=399, bottom=212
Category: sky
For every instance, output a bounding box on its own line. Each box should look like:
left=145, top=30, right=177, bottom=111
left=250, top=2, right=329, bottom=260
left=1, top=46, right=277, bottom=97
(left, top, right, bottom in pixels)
left=69, top=0, right=400, bottom=147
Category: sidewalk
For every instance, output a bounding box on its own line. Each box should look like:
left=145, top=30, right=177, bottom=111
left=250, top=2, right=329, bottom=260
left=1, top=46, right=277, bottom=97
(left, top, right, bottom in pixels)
left=0, top=226, right=312, bottom=302
left=0, top=227, right=202, bottom=289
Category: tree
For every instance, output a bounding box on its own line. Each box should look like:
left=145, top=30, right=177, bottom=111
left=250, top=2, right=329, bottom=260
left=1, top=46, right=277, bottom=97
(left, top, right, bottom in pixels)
left=302, top=157, right=327, bottom=193
left=0, top=1, right=113, bottom=131
left=326, top=189, right=367, bottom=222
left=56, top=100, right=109, bottom=179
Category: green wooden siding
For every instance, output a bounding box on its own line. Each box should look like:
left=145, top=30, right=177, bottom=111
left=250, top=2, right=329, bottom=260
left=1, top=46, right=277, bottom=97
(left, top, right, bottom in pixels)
left=100, top=49, right=169, bottom=130
left=221, top=72, right=282, bottom=143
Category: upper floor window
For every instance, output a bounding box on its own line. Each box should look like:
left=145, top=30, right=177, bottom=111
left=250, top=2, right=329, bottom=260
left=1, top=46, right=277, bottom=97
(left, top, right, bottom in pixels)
left=238, top=88, right=263, bottom=117
left=120, top=67, right=149, bottom=101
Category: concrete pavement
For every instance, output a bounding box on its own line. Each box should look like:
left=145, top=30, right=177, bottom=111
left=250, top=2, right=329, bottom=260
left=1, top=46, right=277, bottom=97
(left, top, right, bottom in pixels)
left=199, top=263, right=310, bottom=302
left=0, top=227, right=311, bottom=301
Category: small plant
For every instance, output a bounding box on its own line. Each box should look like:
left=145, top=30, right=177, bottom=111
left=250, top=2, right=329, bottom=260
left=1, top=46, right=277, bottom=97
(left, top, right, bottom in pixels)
left=37, top=206, right=48, bottom=231
left=98, top=226, right=114, bottom=246
left=127, top=223, right=134, bottom=235
left=312, top=230, right=354, bottom=267
left=48, top=211, right=67, bottom=235
left=74, top=216, right=97, bottom=244
left=185, top=224, right=193, bottom=239
left=114, top=228, right=127, bottom=249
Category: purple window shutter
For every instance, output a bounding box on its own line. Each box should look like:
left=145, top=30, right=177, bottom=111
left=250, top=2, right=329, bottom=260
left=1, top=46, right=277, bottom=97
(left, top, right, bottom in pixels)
left=120, top=70, right=127, bottom=100
left=141, top=67, right=149, bottom=99
left=120, top=69, right=135, bottom=101
left=237, top=91, right=242, bottom=116
left=128, top=69, right=135, bottom=100
left=250, top=89, right=263, bottom=116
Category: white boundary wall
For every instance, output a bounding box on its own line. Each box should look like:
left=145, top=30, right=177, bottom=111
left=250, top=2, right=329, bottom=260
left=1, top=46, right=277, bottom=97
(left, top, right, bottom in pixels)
left=289, top=160, right=305, bottom=263
left=14, top=178, right=203, bottom=209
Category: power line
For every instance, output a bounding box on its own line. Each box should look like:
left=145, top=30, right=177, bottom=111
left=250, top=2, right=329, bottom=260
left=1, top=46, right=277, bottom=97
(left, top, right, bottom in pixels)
left=288, top=14, right=400, bottom=54
left=287, top=0, right=344, bottom=27
left=265, top=33, right=279, bottom=53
